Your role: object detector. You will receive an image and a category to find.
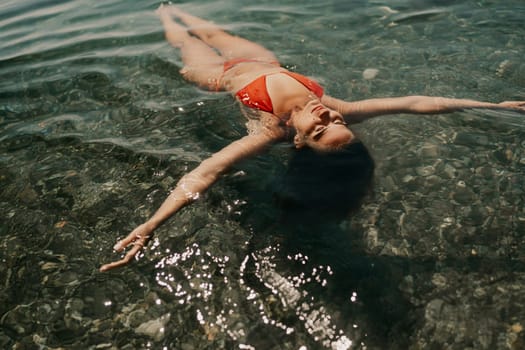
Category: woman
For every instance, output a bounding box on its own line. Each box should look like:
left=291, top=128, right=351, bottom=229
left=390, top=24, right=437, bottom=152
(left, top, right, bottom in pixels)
left=100, top=5, right=524, bottom=271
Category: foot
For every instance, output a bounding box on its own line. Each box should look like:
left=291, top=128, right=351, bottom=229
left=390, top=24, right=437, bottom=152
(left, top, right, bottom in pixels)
left=160, top=5, right=219, bottom=32
left=156, top=4, right=176, bottom=22
left=156, top=4, right=189, bottom=48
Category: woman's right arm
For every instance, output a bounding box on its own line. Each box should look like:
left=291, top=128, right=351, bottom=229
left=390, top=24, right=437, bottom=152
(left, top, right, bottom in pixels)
left=99, top=130, right=278, bottom=271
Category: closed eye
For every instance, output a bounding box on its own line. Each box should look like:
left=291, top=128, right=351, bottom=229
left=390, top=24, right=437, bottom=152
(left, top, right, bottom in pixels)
left=312, top=126, right=327, bottom=140
left=332, top=116, right=347, bottom=125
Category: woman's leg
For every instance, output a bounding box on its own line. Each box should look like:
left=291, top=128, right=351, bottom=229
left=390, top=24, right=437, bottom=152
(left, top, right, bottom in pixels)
left=168, top=6, right=279, bottom=63
left=158, top=5, right=224, bottom=90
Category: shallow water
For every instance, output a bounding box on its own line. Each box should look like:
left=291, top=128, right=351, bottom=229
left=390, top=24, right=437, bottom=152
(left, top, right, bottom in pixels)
left=1, top=0, right=525, bottom=349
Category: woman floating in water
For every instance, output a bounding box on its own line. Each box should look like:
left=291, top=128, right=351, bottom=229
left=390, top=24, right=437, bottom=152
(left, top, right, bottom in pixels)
left=100, top=5, right=524, bottom=271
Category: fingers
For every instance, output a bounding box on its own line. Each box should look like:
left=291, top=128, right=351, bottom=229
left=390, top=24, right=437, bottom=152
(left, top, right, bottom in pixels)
left=99, top=243, right=143, bottom=272
left=99, top=260, right=126, bottom=272
left=113, top=226, right=149, bottom=251
left=113, top=232, right=137, bottom=252
left=100, top=227, right=152, bottom=272
left=499, top=101, right=525, bottom=110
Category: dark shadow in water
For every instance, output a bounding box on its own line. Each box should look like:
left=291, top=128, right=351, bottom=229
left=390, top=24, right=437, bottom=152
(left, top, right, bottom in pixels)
left=273, top=223, right=415, bottom=349
left=239, top=141, right=419, bottom=348
left=264, top=140, right=410, bottom=347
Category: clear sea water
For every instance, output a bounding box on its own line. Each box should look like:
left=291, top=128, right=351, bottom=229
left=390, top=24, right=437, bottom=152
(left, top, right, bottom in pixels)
left=1, top=0, right=524, bottom=349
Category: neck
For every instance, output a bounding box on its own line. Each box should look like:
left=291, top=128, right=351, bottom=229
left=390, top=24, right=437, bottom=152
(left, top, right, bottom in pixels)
left=275, top=94, right=311, bottom=117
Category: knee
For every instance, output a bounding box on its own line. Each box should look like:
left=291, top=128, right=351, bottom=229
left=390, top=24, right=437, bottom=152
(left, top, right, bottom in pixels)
left=179, top=67, right=220, bottom=91
left=179, top=66, right=193, bottom=81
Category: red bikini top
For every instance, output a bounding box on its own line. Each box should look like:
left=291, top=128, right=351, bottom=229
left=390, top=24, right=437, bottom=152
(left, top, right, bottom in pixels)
left=235, top=71, right=324, bottom=114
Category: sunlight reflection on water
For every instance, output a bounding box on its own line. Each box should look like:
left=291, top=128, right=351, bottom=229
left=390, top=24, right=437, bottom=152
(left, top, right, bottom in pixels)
left=154, top=241, right=359, bottom=349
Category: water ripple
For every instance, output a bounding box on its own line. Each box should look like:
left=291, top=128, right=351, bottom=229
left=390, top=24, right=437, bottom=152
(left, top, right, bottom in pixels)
left=1, top=1, right=525, bottom=349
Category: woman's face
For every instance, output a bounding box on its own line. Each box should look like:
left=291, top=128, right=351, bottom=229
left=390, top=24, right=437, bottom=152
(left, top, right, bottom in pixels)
left=290, top=99, right=355, bottom=151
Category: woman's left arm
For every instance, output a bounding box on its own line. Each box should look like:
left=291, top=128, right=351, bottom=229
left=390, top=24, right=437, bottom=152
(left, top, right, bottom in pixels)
left=321, top=95, right=525, bottom=123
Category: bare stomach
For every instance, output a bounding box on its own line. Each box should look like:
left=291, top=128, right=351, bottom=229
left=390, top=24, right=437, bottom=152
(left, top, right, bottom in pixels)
left=221, top=61, right=285, bottom=92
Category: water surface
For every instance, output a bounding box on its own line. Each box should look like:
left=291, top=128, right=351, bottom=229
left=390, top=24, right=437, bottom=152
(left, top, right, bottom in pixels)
left=1, top=0, right=525, bottom=349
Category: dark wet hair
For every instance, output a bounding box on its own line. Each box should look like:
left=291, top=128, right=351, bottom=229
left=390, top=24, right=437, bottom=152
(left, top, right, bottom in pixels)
left=275, top=141, right=375, bottom=224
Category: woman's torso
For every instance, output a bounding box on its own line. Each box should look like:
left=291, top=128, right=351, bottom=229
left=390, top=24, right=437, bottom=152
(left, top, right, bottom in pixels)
left=219, top=61, right=322, bottom=120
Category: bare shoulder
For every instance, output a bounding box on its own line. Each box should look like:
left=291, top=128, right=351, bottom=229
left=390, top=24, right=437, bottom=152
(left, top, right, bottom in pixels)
left=258, top=112, right=288, bottom=140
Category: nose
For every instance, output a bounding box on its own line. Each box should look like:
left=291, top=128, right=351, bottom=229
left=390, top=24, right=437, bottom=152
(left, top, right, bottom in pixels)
left=314, top=109, right=330, bottom=123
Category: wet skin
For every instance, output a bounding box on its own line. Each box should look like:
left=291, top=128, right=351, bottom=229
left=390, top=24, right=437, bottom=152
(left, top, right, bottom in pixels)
left=291, top=99, right=355, bottom=151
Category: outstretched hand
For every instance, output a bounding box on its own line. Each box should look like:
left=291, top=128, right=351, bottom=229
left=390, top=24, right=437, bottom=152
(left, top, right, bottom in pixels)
left=498, top=101, right=525, bottom=111
left=99, top=223, right=154, bottom=272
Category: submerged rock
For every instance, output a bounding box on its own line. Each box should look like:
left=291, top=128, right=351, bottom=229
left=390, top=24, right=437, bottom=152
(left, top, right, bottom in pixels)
left=135, top=313, right=171, bottom=341
left=403, top=270, right=525, bottom=350
left=362, top=68, right=379, bottom=80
